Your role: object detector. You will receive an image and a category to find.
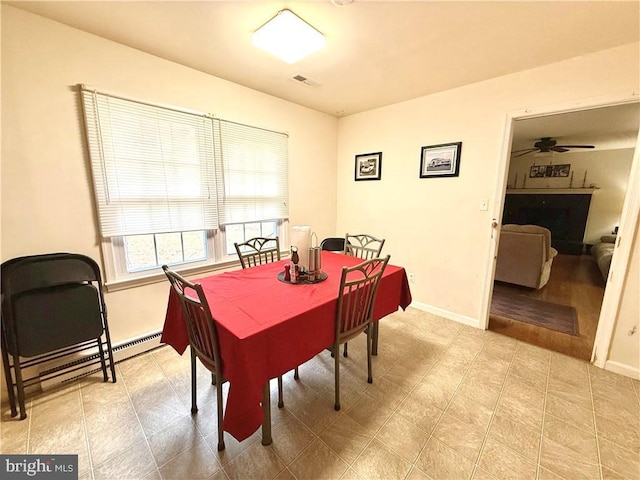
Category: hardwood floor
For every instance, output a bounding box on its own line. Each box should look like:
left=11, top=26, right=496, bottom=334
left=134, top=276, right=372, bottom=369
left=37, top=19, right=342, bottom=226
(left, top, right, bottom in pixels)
left=489, top=253, right=606, bottom=361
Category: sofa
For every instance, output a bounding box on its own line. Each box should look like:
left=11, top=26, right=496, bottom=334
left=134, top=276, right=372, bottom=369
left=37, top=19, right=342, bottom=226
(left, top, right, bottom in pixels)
left=495, top=224, right=559, bottom=289
left=591, top=235, right=616, bottom=281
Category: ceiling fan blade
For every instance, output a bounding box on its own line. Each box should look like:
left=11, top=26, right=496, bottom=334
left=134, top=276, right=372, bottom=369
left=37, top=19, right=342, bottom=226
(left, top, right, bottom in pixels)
left=512, top=149, right=538, bottom=157
left=554, top=145, right=595, bottom=149
left=552, top=147, right=570, bottom=153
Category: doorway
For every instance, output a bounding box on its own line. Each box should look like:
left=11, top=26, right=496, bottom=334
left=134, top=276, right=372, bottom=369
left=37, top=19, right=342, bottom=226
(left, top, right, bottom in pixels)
left=486, top=101, right=640, bottom=361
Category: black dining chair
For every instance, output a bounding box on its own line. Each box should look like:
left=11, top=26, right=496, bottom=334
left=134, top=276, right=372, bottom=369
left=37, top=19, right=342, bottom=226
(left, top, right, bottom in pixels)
left=321, top=237, right=346, bottom=252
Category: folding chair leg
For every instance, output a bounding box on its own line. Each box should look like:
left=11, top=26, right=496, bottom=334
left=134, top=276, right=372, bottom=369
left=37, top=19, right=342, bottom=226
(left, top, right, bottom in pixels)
left=1, top=334, right=17, bottom=418
left=97, top=338, right=108, bottom=382
left=13, top=352, right=27, bottom=420
left=190, top=349, right=198, bottom=414
left=343, top=342, right=348, bottom=357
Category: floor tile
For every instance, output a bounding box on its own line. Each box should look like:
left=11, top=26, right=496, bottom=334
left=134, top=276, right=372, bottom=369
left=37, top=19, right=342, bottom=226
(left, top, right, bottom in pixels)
left=375, top=412, right=429, bottom=463
left=432, top=413, right=486, bottom=463
left=92, top=438, right=158, bottom=480
left=539, top=437, right=600, bottom=479
left=158, top=440, right=221, bottom=479
left=478, top=437, right=537, bottom=480
left=543, top=414, right=598, bottom=462
left=446, top=390, right=494, bottom=434
left=288, top=439, right=349, bottom=480
left=545, top=392, right=595, bottom=433
left=487, top=408, right=540, bottom=461
left=598, top=437, right=640, bottom=480
left=350, top=438, right=412, bottom=480
left=416, top=437, right=475, bottom=480
left=223, top=442, right=285, bottom=480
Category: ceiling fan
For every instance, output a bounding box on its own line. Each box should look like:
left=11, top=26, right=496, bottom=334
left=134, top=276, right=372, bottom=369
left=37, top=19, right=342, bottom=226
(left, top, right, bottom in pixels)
left=511, top=137, right=595, bottom=157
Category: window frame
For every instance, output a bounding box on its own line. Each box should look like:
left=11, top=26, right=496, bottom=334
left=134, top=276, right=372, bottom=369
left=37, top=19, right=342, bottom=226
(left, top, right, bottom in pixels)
left=80, top=85, right=290, bottom=291
left=102, top=220, right=289, bottom=291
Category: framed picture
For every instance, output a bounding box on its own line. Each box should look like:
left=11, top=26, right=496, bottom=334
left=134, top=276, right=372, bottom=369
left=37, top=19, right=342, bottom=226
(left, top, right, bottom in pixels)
left=419, top=142, right=462, bottom=178
left=529, top=164, right=570, bottom=178
left=354, top=152, right=382, bottom=181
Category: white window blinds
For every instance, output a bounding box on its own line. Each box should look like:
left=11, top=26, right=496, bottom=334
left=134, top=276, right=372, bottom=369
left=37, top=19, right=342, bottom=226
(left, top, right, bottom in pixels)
left=214, top=119, right=289, bottom=225
left=81, top=86, right=288, bottom=238
left=81, top=87, right=218, bottom=237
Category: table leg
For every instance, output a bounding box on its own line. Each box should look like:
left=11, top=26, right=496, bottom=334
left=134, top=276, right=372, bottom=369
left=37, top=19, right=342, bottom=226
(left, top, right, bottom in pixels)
left=261, top=382, right=272, bottom=445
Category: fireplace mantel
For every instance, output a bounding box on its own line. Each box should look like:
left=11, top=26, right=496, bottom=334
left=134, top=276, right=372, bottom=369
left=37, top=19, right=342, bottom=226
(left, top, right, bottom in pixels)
left=506, top=188, right=596, bottom=195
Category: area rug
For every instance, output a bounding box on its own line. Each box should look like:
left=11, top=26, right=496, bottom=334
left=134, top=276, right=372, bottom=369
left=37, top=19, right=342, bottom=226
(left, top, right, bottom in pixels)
left=491, top=289, right=580, bottom=336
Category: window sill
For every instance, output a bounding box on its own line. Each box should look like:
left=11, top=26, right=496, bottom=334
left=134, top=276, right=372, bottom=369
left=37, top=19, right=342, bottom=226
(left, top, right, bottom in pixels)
left=104, top=258, right=241, bottom=292
left=104, top=251, right=291, bottom=292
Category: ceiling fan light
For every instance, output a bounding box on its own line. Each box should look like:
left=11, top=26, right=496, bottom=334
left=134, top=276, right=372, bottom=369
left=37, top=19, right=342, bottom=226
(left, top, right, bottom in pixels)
left=252, top=9, right=326, bottom=64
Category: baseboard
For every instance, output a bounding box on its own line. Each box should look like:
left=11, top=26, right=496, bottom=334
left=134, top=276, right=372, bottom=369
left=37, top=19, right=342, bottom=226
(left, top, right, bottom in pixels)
left=603, top=360, right=640, bottom=380
left=409, top=301, right=480, bottom=328
left=38, top=330, right=164, bottom=389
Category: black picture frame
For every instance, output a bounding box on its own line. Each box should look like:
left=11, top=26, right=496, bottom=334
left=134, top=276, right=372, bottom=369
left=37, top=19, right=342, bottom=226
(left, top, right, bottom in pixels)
left=419, top=142, right=462, bottom=178
left=354, top=152, right=382, bottom=181
left=529, top=164, right=571, bottom=178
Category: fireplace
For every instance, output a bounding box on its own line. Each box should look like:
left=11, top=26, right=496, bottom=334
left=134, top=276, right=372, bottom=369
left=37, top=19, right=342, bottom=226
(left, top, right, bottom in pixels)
left=502, top=192, right=592, bottom=255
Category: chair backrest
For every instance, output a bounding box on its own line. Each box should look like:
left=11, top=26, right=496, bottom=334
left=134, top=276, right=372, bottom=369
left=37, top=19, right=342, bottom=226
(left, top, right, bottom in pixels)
left=344, top=234, right=385, bottom=260
left=162, top=266, right=222, bottom=375
left=335, top=255, right=390, bottom=345
left=234, top=237, right=281, bottom=269
left=321, top=237, right=346, bottom=252
left=1, top=253, right=107, bottom=357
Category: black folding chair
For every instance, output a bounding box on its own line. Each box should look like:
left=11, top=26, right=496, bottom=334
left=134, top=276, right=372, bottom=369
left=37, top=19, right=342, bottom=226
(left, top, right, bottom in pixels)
left=1, top=253, right=116, bottom=419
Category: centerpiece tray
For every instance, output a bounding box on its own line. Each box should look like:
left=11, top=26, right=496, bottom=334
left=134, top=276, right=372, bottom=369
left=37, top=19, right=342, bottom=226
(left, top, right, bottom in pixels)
left=277, top=271, right=327, bottom=285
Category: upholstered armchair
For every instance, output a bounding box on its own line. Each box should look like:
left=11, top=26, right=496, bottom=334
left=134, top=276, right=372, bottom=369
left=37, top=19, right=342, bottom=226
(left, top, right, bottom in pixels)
left=495, top=224, right=558, bottom=289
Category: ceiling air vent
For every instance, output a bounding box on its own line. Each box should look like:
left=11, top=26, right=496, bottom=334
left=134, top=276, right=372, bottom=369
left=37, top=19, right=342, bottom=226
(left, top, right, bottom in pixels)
left=291, top=74, right=321, bottom=87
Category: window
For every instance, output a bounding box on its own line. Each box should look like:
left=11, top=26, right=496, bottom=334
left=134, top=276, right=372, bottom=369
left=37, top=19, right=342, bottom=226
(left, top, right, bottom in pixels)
left=81, top=86, right=288, bottom=288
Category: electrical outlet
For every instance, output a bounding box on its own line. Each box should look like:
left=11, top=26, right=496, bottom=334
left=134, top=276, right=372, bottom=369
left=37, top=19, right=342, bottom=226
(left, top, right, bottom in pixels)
left=408, top=272, right=415, bottom=283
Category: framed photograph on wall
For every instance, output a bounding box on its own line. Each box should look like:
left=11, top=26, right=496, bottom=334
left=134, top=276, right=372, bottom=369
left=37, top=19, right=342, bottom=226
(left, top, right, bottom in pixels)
left=419, top=142, right=462, bottom=178
left=354, top=152, right=382, bottom=181
left=529, top=164, right=571, bottom=178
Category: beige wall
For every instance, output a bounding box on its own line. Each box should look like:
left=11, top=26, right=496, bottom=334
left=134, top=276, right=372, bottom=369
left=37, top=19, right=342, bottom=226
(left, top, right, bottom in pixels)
left=335, top=43, right=640, bottom=374
left=2, top=5, right=638, bottom=388
left=1, top=6, right=338, bottom=345
left=509, top=148, right=635, bottom=244
left=608, top=216, right=640, bottom=375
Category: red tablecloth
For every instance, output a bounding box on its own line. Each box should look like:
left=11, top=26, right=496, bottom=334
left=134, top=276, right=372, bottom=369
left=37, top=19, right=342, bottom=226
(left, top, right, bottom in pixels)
left=161, top=251, right=412, bottom=441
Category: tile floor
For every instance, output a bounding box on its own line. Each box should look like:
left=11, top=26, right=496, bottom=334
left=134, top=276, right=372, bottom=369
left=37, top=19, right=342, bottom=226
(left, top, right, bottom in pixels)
left=1, top=308, right=639, bottom=480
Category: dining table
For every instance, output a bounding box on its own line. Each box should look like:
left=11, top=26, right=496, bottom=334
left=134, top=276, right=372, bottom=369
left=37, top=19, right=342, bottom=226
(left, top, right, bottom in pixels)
left=161, top=250, right=412, bottom=444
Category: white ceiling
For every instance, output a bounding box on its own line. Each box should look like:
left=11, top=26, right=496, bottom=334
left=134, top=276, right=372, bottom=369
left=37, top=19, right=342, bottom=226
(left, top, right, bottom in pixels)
left=7, top=0, right=640, bottom=119
left=511, top=103, right=640, bottom=153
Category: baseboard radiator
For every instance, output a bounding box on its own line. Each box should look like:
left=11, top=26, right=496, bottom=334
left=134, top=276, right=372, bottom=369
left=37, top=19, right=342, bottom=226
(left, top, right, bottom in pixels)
left=36, top=330, right=164, bottom=389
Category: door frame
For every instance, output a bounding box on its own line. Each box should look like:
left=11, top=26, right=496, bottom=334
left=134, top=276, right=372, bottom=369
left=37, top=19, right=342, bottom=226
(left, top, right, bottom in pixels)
left=480, top=92, right=640, bottom=369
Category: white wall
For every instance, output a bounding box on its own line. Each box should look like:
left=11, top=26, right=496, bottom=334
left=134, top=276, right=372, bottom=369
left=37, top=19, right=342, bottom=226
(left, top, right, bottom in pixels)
left=336, top=43, right=640, bottom=373
left=607, top=215, right=640, bottom=378
left=508, top=149, right=634, bottom=244
left=1, top=6, right=338, bottom=346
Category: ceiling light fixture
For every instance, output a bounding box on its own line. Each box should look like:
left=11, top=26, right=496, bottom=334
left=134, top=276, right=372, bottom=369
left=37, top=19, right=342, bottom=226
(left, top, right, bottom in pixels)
left=252, top=9, right=326, bottom=64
